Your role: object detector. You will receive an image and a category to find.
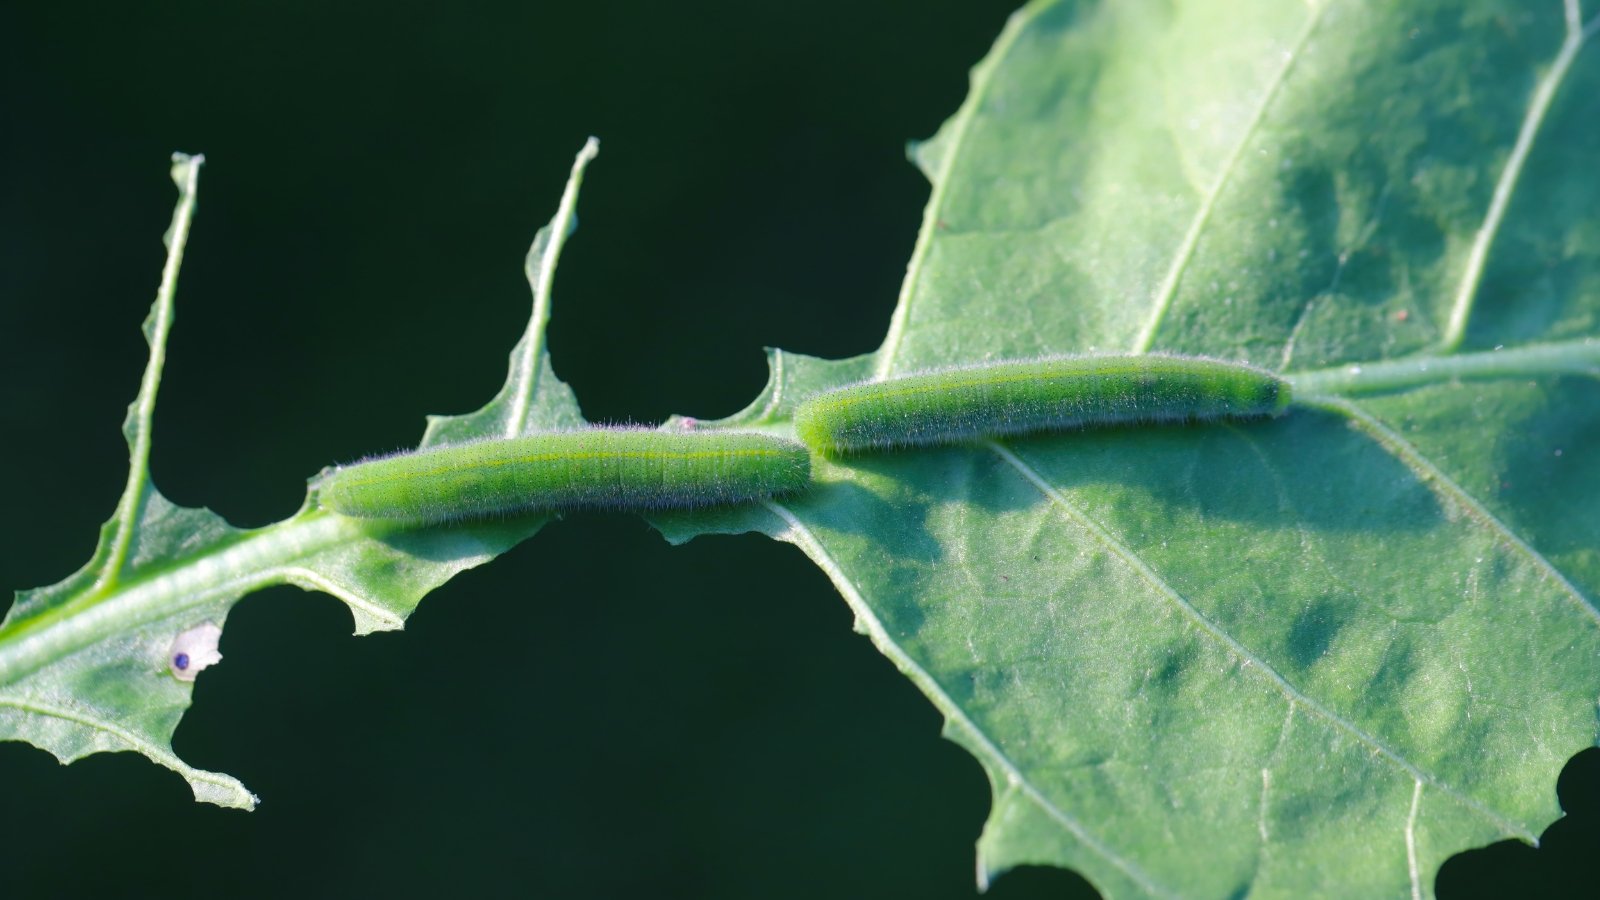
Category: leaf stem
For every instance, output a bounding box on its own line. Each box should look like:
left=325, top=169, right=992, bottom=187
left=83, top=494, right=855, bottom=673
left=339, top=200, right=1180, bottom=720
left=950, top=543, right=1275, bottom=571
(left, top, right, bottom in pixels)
left=100, top=154, right=203, bottom=592
left=509, top=138, right=598, bottom=436
left=0, top=512, right=354, bottom=686
left=1285, top=338, right=1600, bottom=399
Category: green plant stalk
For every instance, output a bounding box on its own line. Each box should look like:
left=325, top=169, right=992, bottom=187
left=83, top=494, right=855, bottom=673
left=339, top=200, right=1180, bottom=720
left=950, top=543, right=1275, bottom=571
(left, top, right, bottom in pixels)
left=1286, top=339, right=1600, bottom=399
left=0, top=510, right=347, bottom=685
left=5, top=345, right=1594, bottom=686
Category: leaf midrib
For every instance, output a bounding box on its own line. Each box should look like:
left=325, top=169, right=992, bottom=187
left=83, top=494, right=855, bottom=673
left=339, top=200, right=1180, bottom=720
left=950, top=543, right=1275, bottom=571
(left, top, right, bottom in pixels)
left=0, top=512, right=358, bottom=685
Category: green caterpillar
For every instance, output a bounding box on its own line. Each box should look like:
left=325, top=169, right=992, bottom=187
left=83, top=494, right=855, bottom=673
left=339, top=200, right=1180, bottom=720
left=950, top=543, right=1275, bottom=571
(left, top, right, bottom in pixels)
left=793, top=354, right=1290, bottom=455
left=316, top=428, right=811, bottom=522
left=317, top=356, right=1287, bottom=520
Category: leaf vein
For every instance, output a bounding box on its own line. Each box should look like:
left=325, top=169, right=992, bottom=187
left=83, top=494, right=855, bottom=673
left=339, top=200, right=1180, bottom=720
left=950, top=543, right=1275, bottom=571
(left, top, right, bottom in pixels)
left=874, top=2, right=1039, bottom=377
left=509, top=137, right=598, bottom=436
left=102, top=156, right=204, bottom=593
left=985, top=439, right=1536, bottom=842
left=280, top=568, right=406, bottom=633
left=1327, top=397, right=1600, bottom=628
left=1407, top=778, right=1424, bottom=900
left=0, top=693, right=254, bottom=806
left=1131, top=2, right=1327, bottom=353
left=763, top=499, right=1175, bottom=898
left=1441, top=5, right=1594, bottom=349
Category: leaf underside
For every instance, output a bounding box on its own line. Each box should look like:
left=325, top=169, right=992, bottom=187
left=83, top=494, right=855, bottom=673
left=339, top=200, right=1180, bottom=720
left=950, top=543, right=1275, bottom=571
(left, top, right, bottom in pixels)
left=0, top=142, right=598, bottom=809
left=3, top=1, right=1599, bottom=897
left=671, top=1, right=1600, bottom=896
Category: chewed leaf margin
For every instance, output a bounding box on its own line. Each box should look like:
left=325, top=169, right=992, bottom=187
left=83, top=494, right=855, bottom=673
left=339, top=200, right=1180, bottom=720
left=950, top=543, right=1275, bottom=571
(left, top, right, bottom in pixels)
left=0, top=141, right=602, bottom=807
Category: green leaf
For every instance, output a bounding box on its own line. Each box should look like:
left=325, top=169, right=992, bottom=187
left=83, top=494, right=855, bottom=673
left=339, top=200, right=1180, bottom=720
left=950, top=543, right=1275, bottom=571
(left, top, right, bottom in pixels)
left=5, top=0, right=1597, bottom=895
left=663, top=1, right=1600, bottom=896
left=0, top=140, right=600, bottom=807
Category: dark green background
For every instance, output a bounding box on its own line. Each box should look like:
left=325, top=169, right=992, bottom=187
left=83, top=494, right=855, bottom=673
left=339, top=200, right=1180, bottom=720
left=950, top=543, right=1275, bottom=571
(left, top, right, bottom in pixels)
left=0, top=2, right=1591, bottom=897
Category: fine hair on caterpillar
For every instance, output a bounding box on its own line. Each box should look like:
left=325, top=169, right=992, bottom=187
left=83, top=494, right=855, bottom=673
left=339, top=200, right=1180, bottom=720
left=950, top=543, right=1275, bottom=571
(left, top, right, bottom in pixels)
left=315, top=427, right=812, bottom=523
left=792, top=353, right=1290, bottom=455
left=317, top=355, right=1290, bottom=521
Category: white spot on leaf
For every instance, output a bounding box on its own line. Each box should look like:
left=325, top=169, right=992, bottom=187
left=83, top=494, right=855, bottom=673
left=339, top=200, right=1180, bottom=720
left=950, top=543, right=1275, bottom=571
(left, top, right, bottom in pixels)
left=167, top=622, right=223, bottom=682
